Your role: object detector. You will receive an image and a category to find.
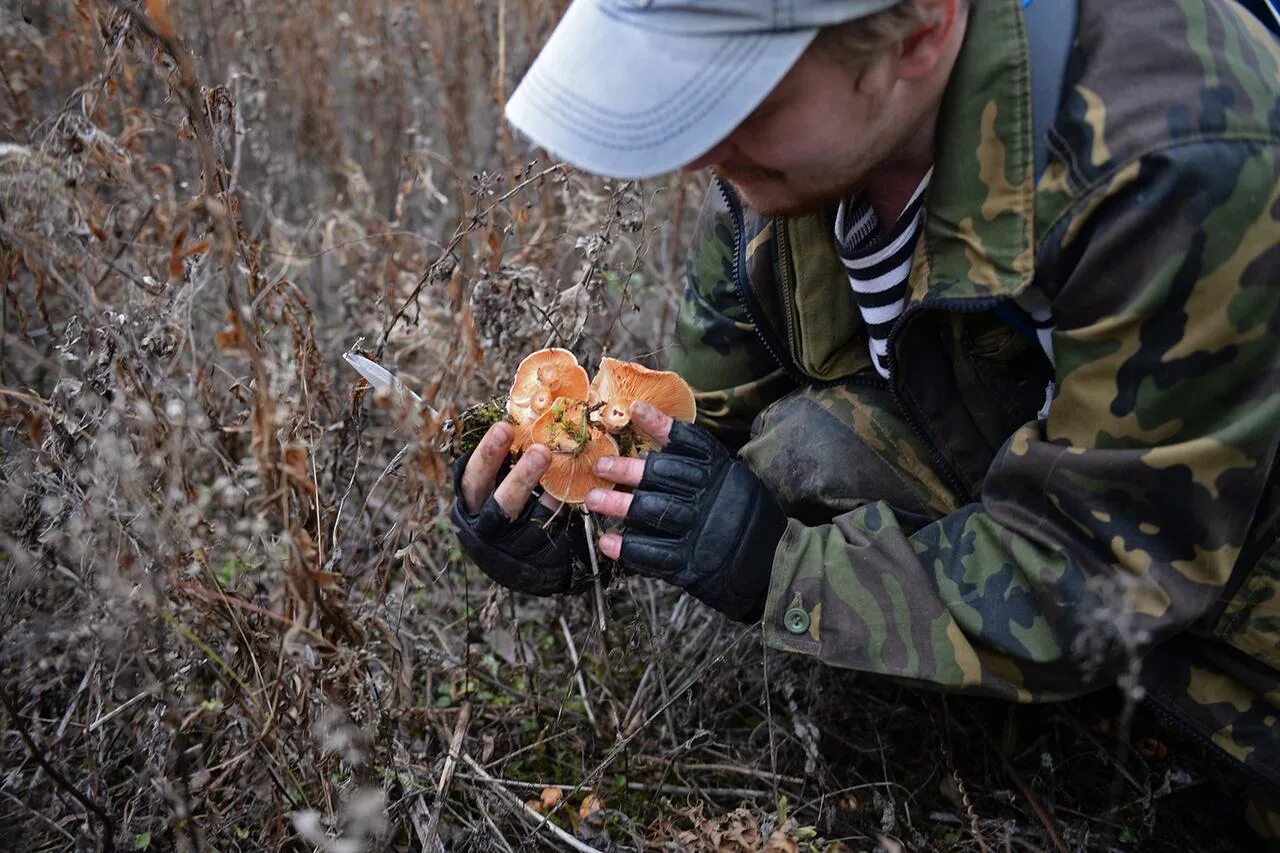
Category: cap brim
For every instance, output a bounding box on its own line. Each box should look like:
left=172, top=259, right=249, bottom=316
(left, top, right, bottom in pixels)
left=506, top=1, right=816, bottom=180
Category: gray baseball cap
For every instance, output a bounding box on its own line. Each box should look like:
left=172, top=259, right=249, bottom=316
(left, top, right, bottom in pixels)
left=505, top=0, right=902, bottom=179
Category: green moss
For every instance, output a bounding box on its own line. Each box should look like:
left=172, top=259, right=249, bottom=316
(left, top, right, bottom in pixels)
left=457, top=397, right=510, bottom=456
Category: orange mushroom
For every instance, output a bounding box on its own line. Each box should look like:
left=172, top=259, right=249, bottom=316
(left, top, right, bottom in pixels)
left=528, top=398, right=618, bottom=504
left=588, top=357, right=696, bottom=436
left=506, top=348, right=589, bottom=450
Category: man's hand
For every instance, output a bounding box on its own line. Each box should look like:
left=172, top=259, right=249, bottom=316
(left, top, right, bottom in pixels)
left=460, top=422, right=554, bottom=516
left=584, top=401, right=787, bottom=622
left=450, top=422, right=597, bottom=597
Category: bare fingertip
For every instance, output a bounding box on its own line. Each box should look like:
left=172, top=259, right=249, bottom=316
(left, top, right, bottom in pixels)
left=599, top=532, right=622, bottom=559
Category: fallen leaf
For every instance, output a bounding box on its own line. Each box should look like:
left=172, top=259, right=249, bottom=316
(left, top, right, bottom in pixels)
left=579, top=792, right=603, bottom=819
left=763, top=829, right=799, bottom=853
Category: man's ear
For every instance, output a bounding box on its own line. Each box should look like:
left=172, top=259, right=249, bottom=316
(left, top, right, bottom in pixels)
left=895, top=0, right=962, bottom=81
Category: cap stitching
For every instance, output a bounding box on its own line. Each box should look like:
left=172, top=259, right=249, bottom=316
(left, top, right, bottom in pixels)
left=519, top=34, right=758, bottom=140
left=526, top=33, right=749, bottom=124
left=519, top=37, right=762, bottom=149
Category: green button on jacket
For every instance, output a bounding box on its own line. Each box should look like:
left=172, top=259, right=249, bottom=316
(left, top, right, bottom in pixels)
left=783, top=608, right=810, bottom=635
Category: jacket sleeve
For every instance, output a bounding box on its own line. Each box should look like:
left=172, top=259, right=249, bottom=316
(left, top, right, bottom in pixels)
left=763, top=139, right=1280, bottom=701
left=667, top=182, right=800, bottom=451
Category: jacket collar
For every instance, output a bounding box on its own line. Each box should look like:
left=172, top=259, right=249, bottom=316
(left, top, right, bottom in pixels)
left=749, top=0, right=1037, bottom=381
left=918, top=0, right=1037, bottom=301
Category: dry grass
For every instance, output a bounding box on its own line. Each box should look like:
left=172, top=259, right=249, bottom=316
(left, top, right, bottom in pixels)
left=0, top=2, right=1258, bottom=851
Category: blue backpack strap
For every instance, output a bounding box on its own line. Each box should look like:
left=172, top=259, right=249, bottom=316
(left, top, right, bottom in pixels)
left=994, top=0, right=1078, bottom=344
left=1022, top=0, right=1079, bottom=180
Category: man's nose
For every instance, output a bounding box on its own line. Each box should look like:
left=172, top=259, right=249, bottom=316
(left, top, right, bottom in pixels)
left=682, top=138, right=735, bottom=172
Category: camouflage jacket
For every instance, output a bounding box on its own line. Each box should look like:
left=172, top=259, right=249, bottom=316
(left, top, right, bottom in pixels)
left=669, top=0, right=1280, bottom=789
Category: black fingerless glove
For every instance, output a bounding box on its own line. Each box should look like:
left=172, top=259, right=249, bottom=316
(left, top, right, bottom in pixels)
left=450, top=451, right=602, bottom=596
left=620, top=421, right=787, bottom=622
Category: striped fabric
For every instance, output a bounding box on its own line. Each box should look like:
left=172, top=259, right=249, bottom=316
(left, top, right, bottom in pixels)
left=833, top=169, right=933, bottom=379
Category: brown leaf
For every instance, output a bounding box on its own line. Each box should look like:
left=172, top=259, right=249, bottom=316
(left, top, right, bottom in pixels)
left=486, top=228, right=503, bottom=273
left=214, top=313, right=243, bottom=351
left=25, top=411, right=43, bottom=446
left=169, top=227, right=188, bottom=278
left=579, top=793, right=603, bottom=819
left=539, top=787, right=563, bottom=810
left=283, top=445, right=317, bottom=493
left=763, top=830, right=799, bottom=853
left=144, top=0, right=175, bottom=39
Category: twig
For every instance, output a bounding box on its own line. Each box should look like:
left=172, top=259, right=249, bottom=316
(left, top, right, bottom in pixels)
left=454, top=771, right=774, bottom=802
left=0, top=787, right=80, bottom=845
left=583, top=513, right=608, bottom=637
left=88, top=690, right=152, bottom=732
left=0, top=679, right=117, bottom=851
left=55, top=661, right=97, bottom=740
left=991, top=737, right=1069, bottom=853
left=410, top=796, right=442, bottom=853
left=934, top=698, right=988, bottom=853
left=763, top=629, right=780, bottom=801
left=634, top=758, right=804, bottom=787
left=376, top=164, right=566, bottom=355
left=460, top=754, right=605, bottom=853
left=1057, top=710, right=1145, bottom=794
left=423, top=701, right=472, bottom=850
left=559, top=615, right=598, bottom=730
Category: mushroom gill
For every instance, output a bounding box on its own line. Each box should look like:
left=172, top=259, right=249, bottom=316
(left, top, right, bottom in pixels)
left=528, top=398, right=618, bottom=504
left=588, top=357, right=696, bottom=436
left=507, top=348, right=589, bottom=450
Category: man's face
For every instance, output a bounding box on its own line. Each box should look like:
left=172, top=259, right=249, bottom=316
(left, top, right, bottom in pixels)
left=684, top=46, right=934, bottom=217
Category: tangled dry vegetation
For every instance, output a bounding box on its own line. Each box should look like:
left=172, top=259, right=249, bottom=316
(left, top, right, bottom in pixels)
left=0, top=2, right=1259, bottom=851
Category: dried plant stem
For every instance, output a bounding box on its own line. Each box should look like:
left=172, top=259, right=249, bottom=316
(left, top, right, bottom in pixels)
left=456, top=771, right=774, bottom=802
left=934, top=698, right=989, bottom=853
left=583, top=512, right=608, bottom=636
left=994, top=745, right=1069, bottom=853
left=558, top=615, right=598, bottom=730
left=423, top=701, right=472, bottom=849
left=376, top=164, right=566, bottom=355
left=460, top=754, right=605, bottom=853
left=635, top=759, right=805, bottom=787
left=0, top=680, right=117, bottom=851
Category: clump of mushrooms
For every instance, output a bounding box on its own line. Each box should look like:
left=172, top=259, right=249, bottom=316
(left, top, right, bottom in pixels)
left=502, top=349, right=696, bottom=504
left=506, top=348, right=590, bottom=452
left=528, top=398, right=620, bottom=504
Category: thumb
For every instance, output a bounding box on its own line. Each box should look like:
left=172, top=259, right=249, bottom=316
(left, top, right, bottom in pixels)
left=631, top=400, right=674, bottom=447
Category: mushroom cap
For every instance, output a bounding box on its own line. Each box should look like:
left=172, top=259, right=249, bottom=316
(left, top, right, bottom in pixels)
left=588, top=357, right=696, bottom=433
left=528, top=398, right=619, bottom=504
left=507, top=348, right=589, bottom=449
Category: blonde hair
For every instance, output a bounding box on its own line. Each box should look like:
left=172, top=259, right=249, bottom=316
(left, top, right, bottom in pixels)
left=810, top=1, right=945, bottom=69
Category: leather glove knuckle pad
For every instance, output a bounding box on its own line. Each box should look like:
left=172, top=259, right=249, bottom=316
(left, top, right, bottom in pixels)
left=620, top=533, right=685, bottom=577
left=664, top=420, right=726, bottom=462
left=641, top=454, right=710, bottom=495
left=619, top=423, right=785, bottom=622
left=627, top=491, right=697, bottom=535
